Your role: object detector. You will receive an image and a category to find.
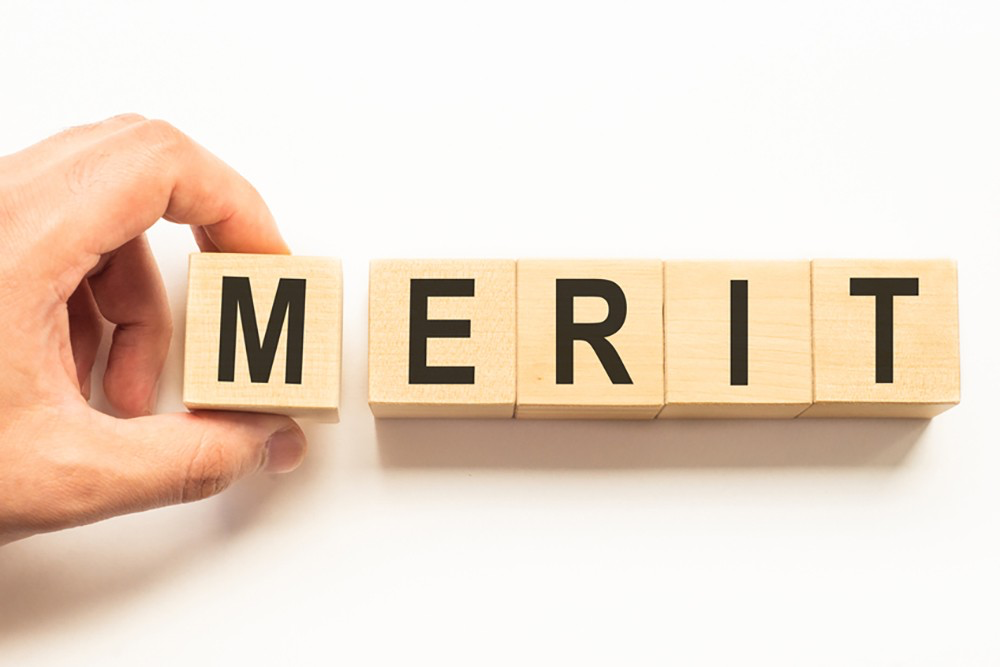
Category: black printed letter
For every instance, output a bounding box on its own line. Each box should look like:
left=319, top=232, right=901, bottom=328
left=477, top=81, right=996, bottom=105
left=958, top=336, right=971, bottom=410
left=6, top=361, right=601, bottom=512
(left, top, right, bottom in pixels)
left=730, top=279, right=748, bottom=386
left=409, top=278, right=475, bottom=384
left=218, top=276, right=306, bottom=384
left=849, top=277, right=919, bottom=383
left=555, top=279, right=633, bottom=385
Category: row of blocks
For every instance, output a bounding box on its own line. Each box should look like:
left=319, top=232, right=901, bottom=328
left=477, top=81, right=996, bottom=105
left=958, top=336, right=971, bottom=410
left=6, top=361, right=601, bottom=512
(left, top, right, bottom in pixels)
left=183, top=255, right=960, bottom=420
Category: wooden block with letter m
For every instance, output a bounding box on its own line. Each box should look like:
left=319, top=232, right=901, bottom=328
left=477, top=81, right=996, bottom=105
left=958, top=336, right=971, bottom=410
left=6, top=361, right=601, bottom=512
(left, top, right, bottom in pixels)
left=183, top=253, right=342, bottom=421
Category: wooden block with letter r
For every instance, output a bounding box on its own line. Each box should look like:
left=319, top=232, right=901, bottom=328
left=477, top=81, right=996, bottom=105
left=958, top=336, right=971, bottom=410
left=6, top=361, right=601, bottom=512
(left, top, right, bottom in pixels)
left=183, top=253, right=342, bottom=421
left=516, top=259, right=665, bottom=419
left=368, top=259, right=516, bottom=418
left=800, top=259, right=960, bottom=418
left=660, top=260, right=813, bottom=418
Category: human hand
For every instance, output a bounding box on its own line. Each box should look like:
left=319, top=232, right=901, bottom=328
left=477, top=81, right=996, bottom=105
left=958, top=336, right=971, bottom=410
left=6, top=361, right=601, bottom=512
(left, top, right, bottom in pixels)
left=0, top=114, right=307, bottom=545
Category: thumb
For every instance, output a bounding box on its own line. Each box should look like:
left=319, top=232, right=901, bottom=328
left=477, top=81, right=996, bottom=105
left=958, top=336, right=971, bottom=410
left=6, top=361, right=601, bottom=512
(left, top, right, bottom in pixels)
left=38, top=410, right=308, bottom=531
left=117, top=411, right=307, bottom=506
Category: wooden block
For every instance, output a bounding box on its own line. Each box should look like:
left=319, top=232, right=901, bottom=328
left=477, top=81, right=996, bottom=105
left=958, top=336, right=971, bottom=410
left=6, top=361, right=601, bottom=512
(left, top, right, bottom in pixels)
left=800, top=259, right=959, bottom=418
left=516, top=260, right=664, bottom=419
left=368, top=260, right=516, bottom=418
left=183, top=253, right=342, bottom=421
left=660, top=261, right=812, bottom=418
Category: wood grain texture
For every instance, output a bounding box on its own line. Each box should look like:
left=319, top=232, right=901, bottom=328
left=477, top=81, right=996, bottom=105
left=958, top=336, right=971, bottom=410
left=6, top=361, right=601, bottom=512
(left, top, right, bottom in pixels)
left=515, top=260, right=664, bottom=419
left=800, top=259, right=959, bottom=418
left=368, top=259, right=516, bottom=418
left=660, top=261, right=812, bottom=419
left=183, top=253, right=342, bottom=421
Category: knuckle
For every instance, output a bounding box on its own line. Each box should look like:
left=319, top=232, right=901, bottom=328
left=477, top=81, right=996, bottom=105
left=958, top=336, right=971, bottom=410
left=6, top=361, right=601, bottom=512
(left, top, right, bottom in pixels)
left=105, top=112, right=147, bottom=126
left=129, top=119, right=186, bottom=156
left=58, top=120, right=104, bottom=141
left=181, top=432, right=235, bottom=503
left=57, top=113, right=147, bottom=142
left=56, top=123, right=96, bottom=142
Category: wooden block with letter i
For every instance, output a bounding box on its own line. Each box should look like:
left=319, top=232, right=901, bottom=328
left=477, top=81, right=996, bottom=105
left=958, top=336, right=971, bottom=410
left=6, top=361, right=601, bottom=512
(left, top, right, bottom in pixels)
left=660, top=261, right=813, bottom=418
left=183, top=253, right=342, bottom=421
left=800, top=259, right=960, bottom=418
left=368, top=259, right=516, bottom=418
left=516, top=260, right=665, bottom=419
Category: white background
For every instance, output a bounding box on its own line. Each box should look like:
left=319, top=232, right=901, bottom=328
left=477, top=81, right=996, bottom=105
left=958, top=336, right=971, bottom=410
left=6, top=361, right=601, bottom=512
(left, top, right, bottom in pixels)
left=1, top=1, right=999, bottom=665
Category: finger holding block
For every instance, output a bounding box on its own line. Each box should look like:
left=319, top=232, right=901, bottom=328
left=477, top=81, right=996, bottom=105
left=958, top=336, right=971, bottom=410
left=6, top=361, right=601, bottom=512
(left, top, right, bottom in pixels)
left=801, top=259, right=960, bottom=418
left=368, top=260, right=516, bottom=418
left=660, top=261, right=812, bottom=419
left=516, top=260, right=665, bottom=419
left=183, top=253, right=342, bottom=421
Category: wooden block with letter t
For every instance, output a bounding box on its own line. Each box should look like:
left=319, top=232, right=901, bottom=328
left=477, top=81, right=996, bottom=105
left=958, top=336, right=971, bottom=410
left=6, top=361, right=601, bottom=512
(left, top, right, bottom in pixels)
left=516, top=260, right=665, bottom=419
left=368, top=259, right=517, bottom=418
left=800, top=259, right=960, bottom=418
left=183, top=253, right=342, bottom=421
left=660, top=261, right=813, bottom=418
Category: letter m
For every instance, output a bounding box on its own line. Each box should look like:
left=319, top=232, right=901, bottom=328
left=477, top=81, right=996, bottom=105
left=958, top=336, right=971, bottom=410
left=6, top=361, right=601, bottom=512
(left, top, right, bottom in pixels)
left=217, top=276, right=307, bottom=384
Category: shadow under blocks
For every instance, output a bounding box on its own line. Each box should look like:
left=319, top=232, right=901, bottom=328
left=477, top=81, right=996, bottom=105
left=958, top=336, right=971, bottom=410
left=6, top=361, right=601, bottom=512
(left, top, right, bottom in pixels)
left=375, top=418, right=928, bottom=469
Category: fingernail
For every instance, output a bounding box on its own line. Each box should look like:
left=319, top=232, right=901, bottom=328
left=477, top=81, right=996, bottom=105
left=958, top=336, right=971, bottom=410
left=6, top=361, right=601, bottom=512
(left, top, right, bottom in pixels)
left=263, top=425, right=307, bottom=473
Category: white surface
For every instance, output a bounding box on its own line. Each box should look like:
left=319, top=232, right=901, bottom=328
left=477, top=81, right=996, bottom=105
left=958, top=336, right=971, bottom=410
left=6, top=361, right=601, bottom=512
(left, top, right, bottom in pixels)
left=1, top=1, right=999, bottom=665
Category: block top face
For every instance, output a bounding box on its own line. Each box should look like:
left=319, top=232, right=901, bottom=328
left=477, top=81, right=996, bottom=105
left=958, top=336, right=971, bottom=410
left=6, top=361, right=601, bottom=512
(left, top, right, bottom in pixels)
left=183, top=253, right=342, bottom=420
left=367, top=260, right=516, bottom=416
left=811, top=259, right=960, bottom=408
left=663, top=260, right=812, bottom=413
left=516, top=259, right=665, bottom=417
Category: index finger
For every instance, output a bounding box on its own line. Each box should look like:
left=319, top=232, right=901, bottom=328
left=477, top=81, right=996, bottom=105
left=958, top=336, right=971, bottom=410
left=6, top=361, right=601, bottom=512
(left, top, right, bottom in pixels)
left=37, top=118, right=289, bottom=282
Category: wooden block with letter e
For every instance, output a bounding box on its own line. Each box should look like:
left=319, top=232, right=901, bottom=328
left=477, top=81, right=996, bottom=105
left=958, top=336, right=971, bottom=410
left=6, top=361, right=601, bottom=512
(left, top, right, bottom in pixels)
left=516, top=260, right=665, bottom=419
left=368, top=259, right=516, bottom=418
left=660, top=260, right=813, bottom=418
left=183, top=253, right=342, bottom=421
left=800, top=259, right=960, bottom=418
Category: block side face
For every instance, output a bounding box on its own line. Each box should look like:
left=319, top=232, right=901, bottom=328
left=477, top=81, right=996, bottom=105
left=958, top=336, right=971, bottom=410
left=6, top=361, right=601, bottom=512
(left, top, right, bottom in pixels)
left=183, top=253, right=342, bottom=416
left=799, top=401, right=957, bottom=419
left=514, top=404, right=662, bottom=420
left=811, top=259, right=960, bottom=410
left=369, top=401, right=514, bottom=419
left=368, top=260, right=516, bottom=415
left=183, top=400, right=340, bottom=423
left=661, top=261, right=812, bottom=418
left=658, top=402, right=811, bottom=419
left=182, top=253, right=203, bottom=408
left=515, top=260, right=665, bottom=416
